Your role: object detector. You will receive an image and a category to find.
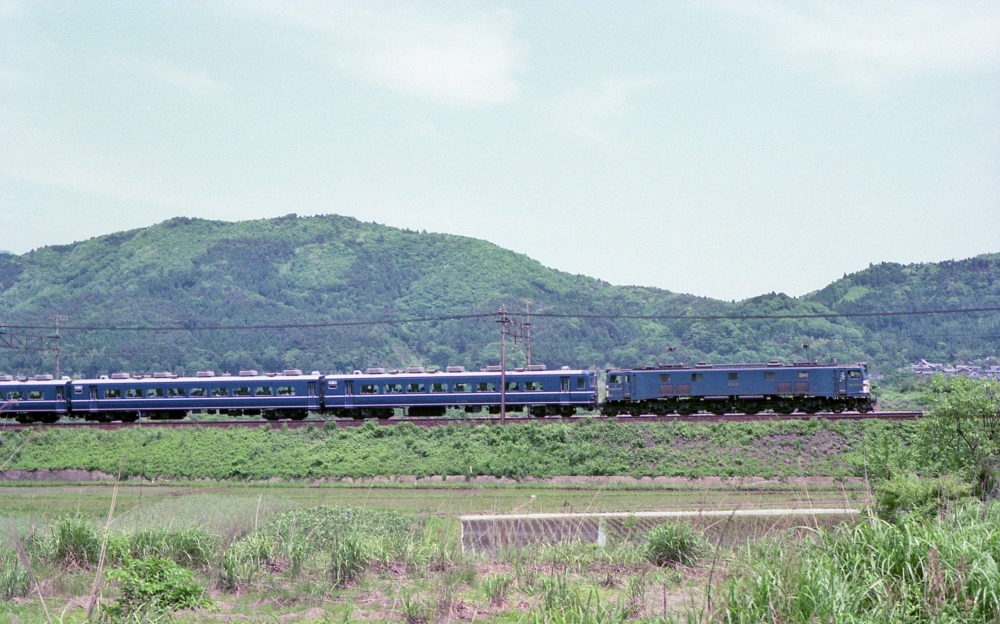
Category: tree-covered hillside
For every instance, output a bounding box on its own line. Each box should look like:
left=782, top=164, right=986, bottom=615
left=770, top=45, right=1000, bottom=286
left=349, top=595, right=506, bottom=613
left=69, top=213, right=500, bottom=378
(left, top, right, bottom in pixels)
left=0, top=215, right=996, bottom=377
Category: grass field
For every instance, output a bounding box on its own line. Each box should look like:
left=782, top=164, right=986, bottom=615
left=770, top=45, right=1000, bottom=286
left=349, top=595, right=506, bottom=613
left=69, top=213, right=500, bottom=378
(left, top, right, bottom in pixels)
left=0, top=481, right=868, bottom=623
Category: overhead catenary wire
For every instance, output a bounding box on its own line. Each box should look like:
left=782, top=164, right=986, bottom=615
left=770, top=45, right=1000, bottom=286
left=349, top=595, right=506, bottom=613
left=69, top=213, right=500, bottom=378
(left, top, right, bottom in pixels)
left=0, top=305, right=997, bottom=333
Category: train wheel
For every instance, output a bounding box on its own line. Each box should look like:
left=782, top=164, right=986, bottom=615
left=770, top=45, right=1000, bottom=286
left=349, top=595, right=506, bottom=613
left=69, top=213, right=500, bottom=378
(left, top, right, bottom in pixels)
left=530, top=406, right=547, bottom=418
left=119, top=412, right=139, bottom=423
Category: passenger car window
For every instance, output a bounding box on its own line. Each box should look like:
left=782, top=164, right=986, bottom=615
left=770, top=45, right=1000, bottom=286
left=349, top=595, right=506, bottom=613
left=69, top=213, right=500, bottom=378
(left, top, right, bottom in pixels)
left=189, top=388, right=207, bottom=397
left=105, top=389, right=122, bottom=398
left=147, top=388, right=165, bottom=398
left=233, top=387, right=251, bottom=396
left=577, top=378, right=585, bottom=389
left=506, top=381, right=519, bottom=391
left=277, top=386, right=295, bottom=396
left=8, top=391, right=23, bottom=400
left=360, top=384, right=379, bottom=394
left=169, top=388, right=186, bottom=397
left=385, top=383, right=403, bottom=394
left=28, top=390, right=43, bottom=400
left=452, top=383, right=470, bottom=392
left=255, top=387, right=273, bottom=396
left=523, top=381, right=542, bottom=391
left=431, top=383, right=448, bottom=392
left=477, top=382, right=496, bottom=392
left=125, top=389, right=141, bottom=398
left=407, top=383, right=425, bottom=393
left=211, top=387, right=228, bottom=397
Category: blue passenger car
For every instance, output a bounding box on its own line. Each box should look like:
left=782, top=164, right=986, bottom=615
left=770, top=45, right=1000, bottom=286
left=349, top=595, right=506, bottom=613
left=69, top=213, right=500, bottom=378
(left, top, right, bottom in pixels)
left=604, top=362, right=873, bottom=416
left=0, top=374, right=68, bottom=423
left=67, top=370, right=322, bottom=421
left=323, top=365, right=598, bottom=418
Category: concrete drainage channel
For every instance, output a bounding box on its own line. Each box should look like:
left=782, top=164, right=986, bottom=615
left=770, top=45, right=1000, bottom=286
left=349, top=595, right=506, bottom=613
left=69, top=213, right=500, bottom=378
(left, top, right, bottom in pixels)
left=460, top=508, right=860, bottom=553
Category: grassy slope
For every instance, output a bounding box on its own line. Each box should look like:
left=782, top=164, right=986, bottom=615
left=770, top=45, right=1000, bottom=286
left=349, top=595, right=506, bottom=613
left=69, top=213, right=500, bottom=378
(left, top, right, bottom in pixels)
left=0, top=419, right=916, bottom=480
left=2, top=214, right=995, bottom=377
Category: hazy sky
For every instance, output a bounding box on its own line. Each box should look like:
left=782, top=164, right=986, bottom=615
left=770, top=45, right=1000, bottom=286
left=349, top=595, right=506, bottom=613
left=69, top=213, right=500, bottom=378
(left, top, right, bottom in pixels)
left=1, top=1, right=998, bottom=301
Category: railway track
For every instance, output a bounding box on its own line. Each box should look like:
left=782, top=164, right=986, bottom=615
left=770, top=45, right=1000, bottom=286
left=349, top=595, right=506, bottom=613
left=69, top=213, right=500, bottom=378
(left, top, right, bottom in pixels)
left=0, top=411, right=921, bottom=431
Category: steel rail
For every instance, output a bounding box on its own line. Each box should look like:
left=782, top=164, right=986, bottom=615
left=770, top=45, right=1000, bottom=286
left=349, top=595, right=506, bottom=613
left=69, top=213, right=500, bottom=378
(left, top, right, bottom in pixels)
left=0, top=411, right=921, bottom=431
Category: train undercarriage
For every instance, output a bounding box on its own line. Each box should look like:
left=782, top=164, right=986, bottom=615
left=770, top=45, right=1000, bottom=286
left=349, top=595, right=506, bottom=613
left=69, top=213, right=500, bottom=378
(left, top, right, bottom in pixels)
left=601, top=395, right=875, bottom=417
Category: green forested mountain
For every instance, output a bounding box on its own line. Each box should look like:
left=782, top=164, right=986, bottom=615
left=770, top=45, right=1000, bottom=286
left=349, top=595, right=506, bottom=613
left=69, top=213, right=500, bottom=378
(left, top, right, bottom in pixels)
left=0, top=215, right=996, bottom=377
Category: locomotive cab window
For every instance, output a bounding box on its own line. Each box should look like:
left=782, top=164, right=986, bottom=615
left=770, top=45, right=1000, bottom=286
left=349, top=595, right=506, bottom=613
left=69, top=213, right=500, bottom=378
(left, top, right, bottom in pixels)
left=477, top=382, right=496, bottom=392
left=848, top=370, right=862, bottom=379
left=407, top=383, right=425, bottom=393
left=609, top=374, right=622, bottom=384
left=360, top=384, right=379, bottom=394
left=798, top=372, right=809, bottom=379
left=692, top=373, right=703, bottom=382
left=764, top=372, right=775, bottom=381
left=126, top=389, right=141, bottom=398
left=277, top=386, right=295, bottom=396
left=105, top=389, right=122, bottom=399
left=728, top=373, right=739, bottom=381
left=659, top=374, right=671, bottom=382
left=255, top=387, right=273, bottom=396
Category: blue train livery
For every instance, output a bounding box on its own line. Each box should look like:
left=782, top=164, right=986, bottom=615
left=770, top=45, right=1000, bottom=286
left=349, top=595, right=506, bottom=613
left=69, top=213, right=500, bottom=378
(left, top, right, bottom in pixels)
left=603, top=362, right=873, bottom=416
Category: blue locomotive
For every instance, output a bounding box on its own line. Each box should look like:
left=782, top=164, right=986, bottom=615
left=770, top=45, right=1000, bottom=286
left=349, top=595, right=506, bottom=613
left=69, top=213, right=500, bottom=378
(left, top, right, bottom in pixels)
left=604, top=362, right=874, bottom=416
left=0, top=365, right=598, bottom=423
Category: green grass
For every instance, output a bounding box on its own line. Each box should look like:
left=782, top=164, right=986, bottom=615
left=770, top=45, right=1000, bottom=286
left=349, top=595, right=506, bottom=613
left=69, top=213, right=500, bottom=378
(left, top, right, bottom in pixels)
left=0, top=418, right=915, bottom=481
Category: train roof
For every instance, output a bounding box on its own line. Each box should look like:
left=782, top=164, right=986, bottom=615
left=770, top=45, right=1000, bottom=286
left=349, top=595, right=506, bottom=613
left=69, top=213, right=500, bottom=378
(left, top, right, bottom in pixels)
left=63, top=366, right=593, bottom=385
left=327, top=367, right=593, bottom=380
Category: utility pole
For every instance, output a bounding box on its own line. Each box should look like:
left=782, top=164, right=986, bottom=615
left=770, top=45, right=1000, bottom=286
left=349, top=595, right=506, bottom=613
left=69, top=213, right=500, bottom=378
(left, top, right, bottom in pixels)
left=497, top=306, right=509, bottom=425
left=49, top=315, right=68, bottom=379
left=523, top=300, right=532, bottom=367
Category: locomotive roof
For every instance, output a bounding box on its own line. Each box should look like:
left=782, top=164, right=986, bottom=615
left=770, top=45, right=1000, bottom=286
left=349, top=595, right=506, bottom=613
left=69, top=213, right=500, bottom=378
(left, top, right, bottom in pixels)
left=609, top=362, right=866, bottom=371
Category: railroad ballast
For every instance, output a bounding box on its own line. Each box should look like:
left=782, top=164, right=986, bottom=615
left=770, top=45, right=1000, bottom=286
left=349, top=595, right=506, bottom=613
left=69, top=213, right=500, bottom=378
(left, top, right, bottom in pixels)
left=0, top=361, right=873, bottom=424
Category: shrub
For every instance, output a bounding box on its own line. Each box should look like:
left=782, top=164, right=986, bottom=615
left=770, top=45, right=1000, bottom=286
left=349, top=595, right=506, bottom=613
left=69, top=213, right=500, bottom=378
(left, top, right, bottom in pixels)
left=0, top=553, right=30, bottom=600
left=330, top=533, right=372, bottom=587
left=482, top=573, right=513, bottom=605
left=645, top=521, right=706, bottom=567
left=875, top=473, right=971, bottom=523
left=721, top=501, right=1000, bottom=623
left=105, top=556, right=212, bottom=617
left=50, top=516, right=101, bottom=567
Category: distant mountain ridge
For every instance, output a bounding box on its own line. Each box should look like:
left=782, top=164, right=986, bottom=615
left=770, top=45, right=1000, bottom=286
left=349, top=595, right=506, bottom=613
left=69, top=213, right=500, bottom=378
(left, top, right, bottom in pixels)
left=0, top=214, right=996, bottom=377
